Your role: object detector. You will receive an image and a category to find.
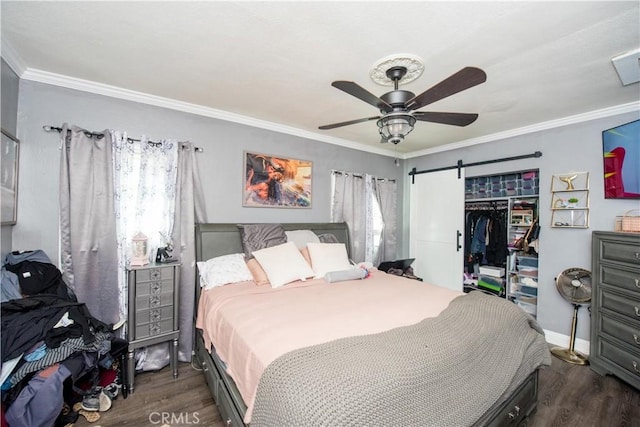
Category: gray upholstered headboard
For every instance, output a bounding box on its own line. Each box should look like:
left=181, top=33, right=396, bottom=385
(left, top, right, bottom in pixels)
left=194, top=222, right=351, bottom=299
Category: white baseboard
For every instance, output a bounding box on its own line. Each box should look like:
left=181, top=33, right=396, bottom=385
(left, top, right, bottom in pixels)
left=544, top=329, right=590, bottom=356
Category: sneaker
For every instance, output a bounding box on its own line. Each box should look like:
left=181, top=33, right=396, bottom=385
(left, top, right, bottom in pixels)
left=81, top=386, right=101, bottom=411
left=99, top=389, right=112, bottom=412
left=103, top=383, right=119, bottom=400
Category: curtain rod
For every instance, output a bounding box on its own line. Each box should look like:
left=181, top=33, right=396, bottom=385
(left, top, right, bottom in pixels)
left=43, top=125, right=203, bottom=152
left=331, top=169, right=396, bottom=183
left=408, top=151, right=542, bottom=183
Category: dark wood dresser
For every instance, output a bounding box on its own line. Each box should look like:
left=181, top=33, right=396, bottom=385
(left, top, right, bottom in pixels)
left=590, top=231, right=640, bottom=390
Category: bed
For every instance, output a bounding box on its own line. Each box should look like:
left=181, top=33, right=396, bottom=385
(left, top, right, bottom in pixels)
left=193, top=222, right=551, bottom=426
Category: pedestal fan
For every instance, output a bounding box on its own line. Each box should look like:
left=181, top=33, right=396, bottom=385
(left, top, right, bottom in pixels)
left=551, top=268, right=592, bottom=365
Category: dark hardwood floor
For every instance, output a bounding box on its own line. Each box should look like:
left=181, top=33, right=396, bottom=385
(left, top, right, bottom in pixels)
left=74, top=355, right=640, bottom=427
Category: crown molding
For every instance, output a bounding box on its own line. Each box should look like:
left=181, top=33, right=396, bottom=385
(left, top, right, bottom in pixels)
left=406, top=101, right=640, bottom=158
left=19, top=67, right=398, bottom=158
left=13, top=63, right=637, bottom=162
left=1, top=40, right=26, bottom=76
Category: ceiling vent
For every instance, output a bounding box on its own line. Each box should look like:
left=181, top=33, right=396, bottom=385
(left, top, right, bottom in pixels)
left=611, top=48, right=640, bottom=86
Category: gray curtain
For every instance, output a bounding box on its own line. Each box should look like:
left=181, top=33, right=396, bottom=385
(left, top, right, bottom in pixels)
left=172, top=142, right=207, bottom=361
left=59, top=124, right=119, bottom=324
left=330, top=171, right=367, bottom=263
left=373, top=177, right=398, bottom=265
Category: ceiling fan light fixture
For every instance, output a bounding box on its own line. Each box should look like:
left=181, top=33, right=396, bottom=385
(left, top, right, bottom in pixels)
left=377, top=113, right=416, bottom=144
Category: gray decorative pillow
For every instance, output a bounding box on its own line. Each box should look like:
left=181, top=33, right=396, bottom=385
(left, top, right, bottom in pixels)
left=238, top=224, right=287, bottom=259
left=318, top=233, right=339, bottom=244
left=325, top=268, right=367, bottom=283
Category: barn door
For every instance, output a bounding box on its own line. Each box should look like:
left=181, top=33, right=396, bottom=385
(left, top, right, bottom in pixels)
left=409, top=168, right=465, bottom=291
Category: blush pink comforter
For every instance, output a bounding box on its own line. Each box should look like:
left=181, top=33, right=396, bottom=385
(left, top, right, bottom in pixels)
left=196, top=270, right=464, bottom=423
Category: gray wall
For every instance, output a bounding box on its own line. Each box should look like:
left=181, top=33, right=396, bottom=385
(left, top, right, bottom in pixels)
left=12, top=80, right=404, bottom=264
left=10, top=77, right=640, bottom=343
left=404, top=110, right=640, bottom=342
left=1, top=58, right=20, bottom=258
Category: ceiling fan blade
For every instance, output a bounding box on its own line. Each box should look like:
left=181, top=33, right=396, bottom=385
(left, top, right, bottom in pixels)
left=406, top=67, right=487, bottom=111
left=332, top=81, right=394, bottom=113
left=319, top=116, right=380, bottom=130
left=413, top=111, right=479, bottom=126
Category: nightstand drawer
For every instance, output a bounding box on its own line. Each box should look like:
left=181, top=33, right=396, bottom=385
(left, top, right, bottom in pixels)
left=136, top=306, right=174, bottom=324
left=136, top=279, right=174, bottom=296
left=600, top=239, right=640, bottom=266
left=136, top=292, right=174, bottom=310
left=600, top=314, right=640, bottom=350
left=134, top=267, right=175, bottom=282
left=135, top=318, right=174, bottom=339
left=600, top=289, right=640, bottom=321
left=600, top=265, right=640, bottom=295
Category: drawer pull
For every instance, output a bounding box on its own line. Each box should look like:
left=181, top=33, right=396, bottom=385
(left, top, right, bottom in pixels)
left=636, top=252, right=640, bottom=260
left=634, top=361, right=640, bottom=374
left=508, top=405, right=521, bottom=420
left=635, top=334, right=640, bottom=345
left=226, top=418, right=232, bottom=426
left=635, top=278, right=640, bottom=289
left=636, top=307, right=640, bottom=317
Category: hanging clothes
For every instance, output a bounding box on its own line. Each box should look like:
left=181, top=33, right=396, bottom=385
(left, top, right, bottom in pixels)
left=464, top=205, right=508, bottom=273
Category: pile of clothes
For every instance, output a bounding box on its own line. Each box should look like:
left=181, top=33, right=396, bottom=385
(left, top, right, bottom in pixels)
left=1, top=250, right=125, bottom=426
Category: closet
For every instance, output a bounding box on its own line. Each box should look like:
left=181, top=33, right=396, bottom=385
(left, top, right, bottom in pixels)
left=463, top=170, right=540, bottom=316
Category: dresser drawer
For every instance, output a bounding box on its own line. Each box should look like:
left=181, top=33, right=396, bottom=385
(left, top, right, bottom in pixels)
left=600, top=289, right=640, bottom=321
left=136, top=306, right=174, bottom=324
left=135, top=318, right=174, bottom=339
left=134, top=266, right=175, bottom=282
left=599, top=339, right=640, bottom=381
left=600, top=264, right=640, bottom=295
left=600, top=314, right=640, bottom=351
left=136, top=292, right=174, bottom=310
left=136, top=279, right=174, bottom=296
left=599, top=238, right=640, bottom=266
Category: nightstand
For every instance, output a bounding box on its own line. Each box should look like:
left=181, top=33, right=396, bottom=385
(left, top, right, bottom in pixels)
left=126, top=262, right=180, bottom=393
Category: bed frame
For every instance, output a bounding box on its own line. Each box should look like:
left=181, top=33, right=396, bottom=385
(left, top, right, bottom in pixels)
left=193, top=222, right=540, bottom=426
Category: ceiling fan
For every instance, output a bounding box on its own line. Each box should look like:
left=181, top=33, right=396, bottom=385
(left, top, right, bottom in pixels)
left=319, top=66, right=487, bottom=144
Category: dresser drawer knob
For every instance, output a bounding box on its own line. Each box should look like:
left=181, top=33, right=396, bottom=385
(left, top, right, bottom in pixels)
left=635, top=252, right=640, bottom=260
left=634, top=361, right=640, bottom=374
left=635, top=278, right=640, bottom=289
left=635, top=334, right=640, bottom=345
left=636, top=307, right=640, bottom=317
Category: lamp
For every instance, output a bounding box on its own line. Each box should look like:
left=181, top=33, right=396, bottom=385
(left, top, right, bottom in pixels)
left=377, top=112, right=416, bottom=145
left=131, top=232, right=149, bottom=266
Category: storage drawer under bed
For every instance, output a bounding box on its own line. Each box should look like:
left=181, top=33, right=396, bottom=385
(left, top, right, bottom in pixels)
left=481, top=371, right=538, bottom=427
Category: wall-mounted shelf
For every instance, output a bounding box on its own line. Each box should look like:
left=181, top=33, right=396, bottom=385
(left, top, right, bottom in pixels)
left=550, top=172, right=589, bottom=228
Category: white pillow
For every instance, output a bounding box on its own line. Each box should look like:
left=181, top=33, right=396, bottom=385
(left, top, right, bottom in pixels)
left=285, top=229, right=321, bottom=249
left=252, top=242, right=315, bottom=288
left=196, top=253, right=253, bottom=290
left=306, top=243, right=352, bottom=278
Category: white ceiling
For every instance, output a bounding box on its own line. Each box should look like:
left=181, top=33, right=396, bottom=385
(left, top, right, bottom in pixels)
left=2, top=1, right=639, bottom=157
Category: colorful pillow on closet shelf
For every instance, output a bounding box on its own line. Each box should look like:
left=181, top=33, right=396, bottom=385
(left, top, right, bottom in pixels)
left=238, top=223, right=287, bottom=259
left=196, top=253, right=253, bottom=290
left=306, top=242, right=352, bottom=279
left=252, top=242, right=315, bottom=288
